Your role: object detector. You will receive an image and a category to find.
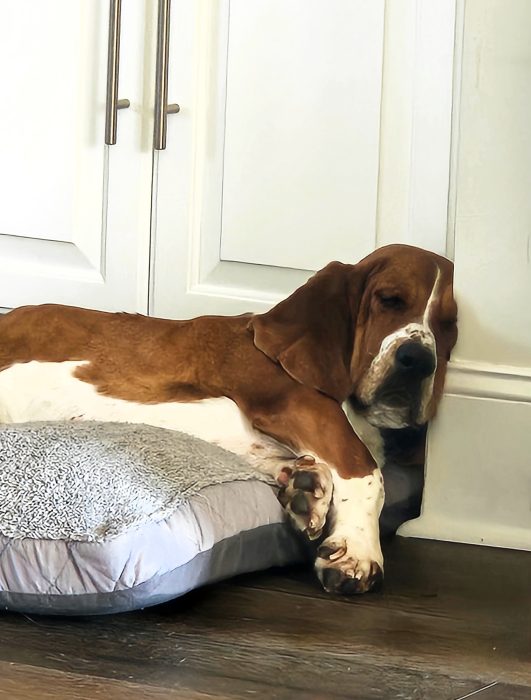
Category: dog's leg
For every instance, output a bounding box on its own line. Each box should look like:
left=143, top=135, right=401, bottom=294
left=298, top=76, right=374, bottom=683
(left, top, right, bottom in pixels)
left=246, top=388, right=384, bottom=594
left=315, top=468, right=384, bottom=594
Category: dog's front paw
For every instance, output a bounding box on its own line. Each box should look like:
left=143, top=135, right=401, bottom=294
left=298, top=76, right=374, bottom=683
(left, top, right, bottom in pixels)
left=277, top=456, right=333, bottom=540
left=315, top=536, right=383, bottom=595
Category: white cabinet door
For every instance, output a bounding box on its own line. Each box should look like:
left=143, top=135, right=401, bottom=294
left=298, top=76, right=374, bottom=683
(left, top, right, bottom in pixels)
left=0, top=1, right=156, bottom=312
left=150, top=0, right=456, bottom=319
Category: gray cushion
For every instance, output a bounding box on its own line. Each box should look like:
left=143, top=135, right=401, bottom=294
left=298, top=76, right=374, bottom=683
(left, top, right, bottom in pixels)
left=0, top=421, right=422, bottom=615
left=0, top=422, right=307, bottom=615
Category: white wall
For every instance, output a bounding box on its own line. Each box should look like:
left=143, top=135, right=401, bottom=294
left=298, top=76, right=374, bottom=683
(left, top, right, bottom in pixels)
left=401, top=0, right=531, bottom=550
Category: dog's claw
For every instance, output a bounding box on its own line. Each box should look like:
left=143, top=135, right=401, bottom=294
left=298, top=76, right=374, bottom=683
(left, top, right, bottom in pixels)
left=316, top=537, right=384, bottom=595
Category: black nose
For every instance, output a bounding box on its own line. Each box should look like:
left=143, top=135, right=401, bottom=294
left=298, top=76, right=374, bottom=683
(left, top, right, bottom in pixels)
left=395, top=341, right=435, bottom=378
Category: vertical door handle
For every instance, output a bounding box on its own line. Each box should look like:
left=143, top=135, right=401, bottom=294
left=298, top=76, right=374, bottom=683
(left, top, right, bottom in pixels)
left=153, top=0, right=180, bottom=151
left=105, top=0, right=130, bottom=146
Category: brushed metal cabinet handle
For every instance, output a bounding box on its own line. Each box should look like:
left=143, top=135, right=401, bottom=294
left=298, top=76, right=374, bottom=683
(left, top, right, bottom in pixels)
left=105, top=0, right=130, bottom=146
left=153, top=0, right=180, bottom=151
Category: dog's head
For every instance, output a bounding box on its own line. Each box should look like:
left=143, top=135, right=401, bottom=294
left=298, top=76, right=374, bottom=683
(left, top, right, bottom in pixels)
left=249, top=244, right=457, bottom=429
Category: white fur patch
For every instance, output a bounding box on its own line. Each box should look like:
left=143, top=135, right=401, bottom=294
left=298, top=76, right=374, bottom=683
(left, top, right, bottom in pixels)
left=0, top=361, right=266, bottom=457
left=343, top=401, right=384, bottom=468
left=330, top=468, right=385, bottom=570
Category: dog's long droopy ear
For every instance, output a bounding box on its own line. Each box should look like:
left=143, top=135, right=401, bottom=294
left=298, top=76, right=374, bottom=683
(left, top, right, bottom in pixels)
left=248, top=261, right=364, bottom=402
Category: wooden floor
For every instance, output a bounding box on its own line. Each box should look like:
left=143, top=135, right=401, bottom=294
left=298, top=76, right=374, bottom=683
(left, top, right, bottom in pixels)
left=0, top=537, right=529, bottom=700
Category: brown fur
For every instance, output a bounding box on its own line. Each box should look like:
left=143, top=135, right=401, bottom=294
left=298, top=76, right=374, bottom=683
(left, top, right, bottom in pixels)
left=0, top=244, right=457, bottom=479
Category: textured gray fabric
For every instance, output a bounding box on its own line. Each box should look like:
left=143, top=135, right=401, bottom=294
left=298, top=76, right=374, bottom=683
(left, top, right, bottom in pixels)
left=0, top=421, right=422, bottom=615
left=0, top=478, right=308, bottom=614
left=0, top=421, right=307, bottom=615
left=0, top=422, right=272, bottom=542
left=0, top=523, right=308, bottom=616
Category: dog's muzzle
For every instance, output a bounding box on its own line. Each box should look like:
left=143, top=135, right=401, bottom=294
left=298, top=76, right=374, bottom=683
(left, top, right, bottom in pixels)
left=356, top=325, right=439, bottom=429
left=365, top=340, right=436, bottom=428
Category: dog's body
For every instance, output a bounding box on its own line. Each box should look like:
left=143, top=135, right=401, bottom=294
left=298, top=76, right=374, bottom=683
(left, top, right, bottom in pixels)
left=0, top=244, right=457, bottom=594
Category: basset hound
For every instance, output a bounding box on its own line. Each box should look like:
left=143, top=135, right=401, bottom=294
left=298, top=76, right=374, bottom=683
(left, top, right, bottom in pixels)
left=0, top=244, right=457, bottom=595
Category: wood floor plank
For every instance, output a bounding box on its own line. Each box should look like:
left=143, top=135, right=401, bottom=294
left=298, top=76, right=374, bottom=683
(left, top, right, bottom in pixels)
left=0, top=611, right=485, bottom=700
left=0, top=661, right=210, bottom=700
left=0, top=538, right=529, bottom=699
left=478, top=684, right=531, bottom=700
left=226, top=537, right=531, bottom=683
left=456, top=682, right=531, bottom=700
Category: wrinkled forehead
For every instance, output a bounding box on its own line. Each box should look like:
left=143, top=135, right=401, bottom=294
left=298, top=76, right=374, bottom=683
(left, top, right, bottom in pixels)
left=369, top=253, right=454, bottom=315
left=373, top=260, right=440, bottom=296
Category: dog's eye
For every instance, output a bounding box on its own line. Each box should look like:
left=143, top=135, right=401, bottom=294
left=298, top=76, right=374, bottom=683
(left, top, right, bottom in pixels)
left=378, top=294, right=406, bottom=310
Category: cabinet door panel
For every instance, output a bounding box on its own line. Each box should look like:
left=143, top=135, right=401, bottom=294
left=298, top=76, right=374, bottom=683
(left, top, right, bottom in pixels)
left=0, top=0, right=155, bottom=312
left=151, top=0, right=455, bottom=319
left=220, top=0, right=383, bottom=271
left=151, top=0, right=384, bottom=319
left=1, top=2, right=98, bottom=245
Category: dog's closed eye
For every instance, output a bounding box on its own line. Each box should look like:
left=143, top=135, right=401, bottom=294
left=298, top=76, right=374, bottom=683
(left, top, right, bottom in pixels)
left=377, top=293, right=406, bottom=311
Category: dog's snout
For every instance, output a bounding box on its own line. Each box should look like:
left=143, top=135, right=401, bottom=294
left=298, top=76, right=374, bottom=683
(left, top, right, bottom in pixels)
left=395, top=341, right=435, bottom=378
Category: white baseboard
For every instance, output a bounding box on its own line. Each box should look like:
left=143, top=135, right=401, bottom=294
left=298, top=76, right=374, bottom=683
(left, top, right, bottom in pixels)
left=399, top=364, right=531, bottom=551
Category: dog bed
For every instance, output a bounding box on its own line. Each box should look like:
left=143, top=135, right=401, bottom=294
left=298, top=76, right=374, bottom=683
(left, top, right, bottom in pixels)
left=0, top=421, right=422, bottom=615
